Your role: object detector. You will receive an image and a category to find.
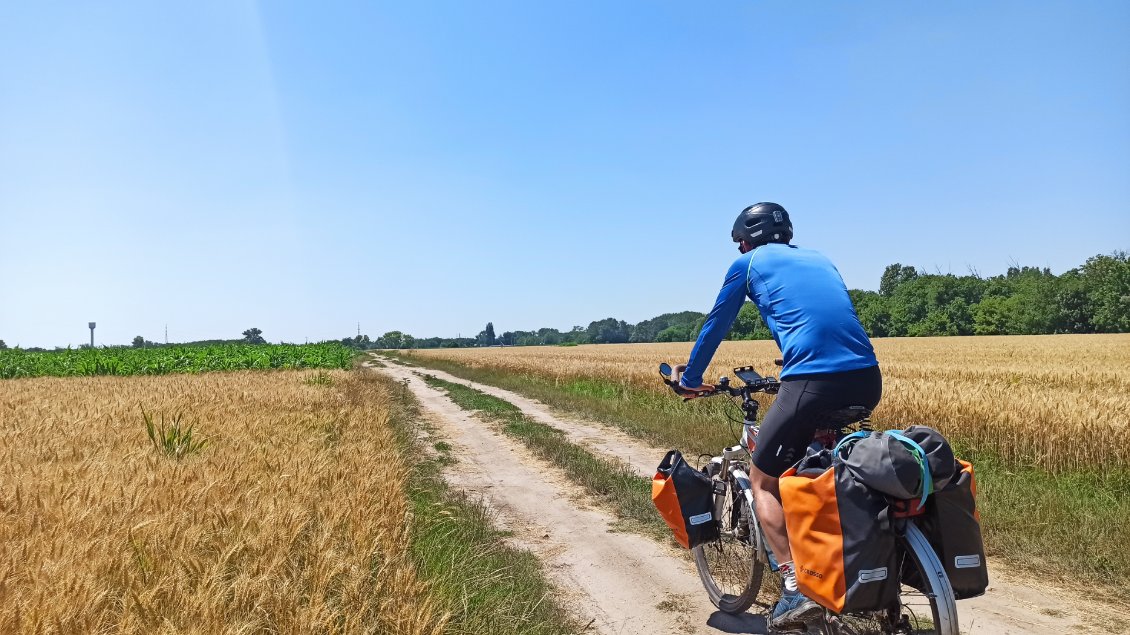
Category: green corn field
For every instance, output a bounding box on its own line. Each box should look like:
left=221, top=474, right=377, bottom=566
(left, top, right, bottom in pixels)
left=0, top=343, right=354, bottom=379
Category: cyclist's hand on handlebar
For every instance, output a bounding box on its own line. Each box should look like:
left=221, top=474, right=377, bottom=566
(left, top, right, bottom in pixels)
left=660, top=363, right=715, bottom=398
left=677, top=381, right=715, bottom=399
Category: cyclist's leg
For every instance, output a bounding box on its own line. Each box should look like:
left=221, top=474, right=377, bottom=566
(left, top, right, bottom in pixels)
left=748, top=378, right=818, bottom=567
left=747, top=463, right=790, bottom=561
left=748, top=365, right=885, bottom=575
left=749, top=379, right=824, bottom=625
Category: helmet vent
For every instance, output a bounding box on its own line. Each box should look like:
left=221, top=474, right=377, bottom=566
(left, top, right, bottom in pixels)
left=772, top=210, right=783, bottom=224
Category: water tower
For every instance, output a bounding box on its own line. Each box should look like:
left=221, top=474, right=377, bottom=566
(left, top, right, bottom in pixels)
left=89, top=322, right=96, bottom=348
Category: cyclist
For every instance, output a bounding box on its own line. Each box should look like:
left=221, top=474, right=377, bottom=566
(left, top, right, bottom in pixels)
left=678, top=202, right=882, bottom=629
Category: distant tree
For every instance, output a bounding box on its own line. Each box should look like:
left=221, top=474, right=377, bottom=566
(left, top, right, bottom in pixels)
left=849, top=289, right=891, bottom=338
left=690, top=315, right=707, bottom=338
left=1076, top=251, right=1130, bottom=333
left=339, top=334, right=375, bottom=350
left=1000, top=267, right=1058, bottom=334
left=879, top=264, right=919, bottom=297
left=132, top=336, right=146, bottom=348
left=888, top=274, right=981, bottom=336
left=886, top=276, right=935, bottom=336
left=971, top=293, right=1017, bottom=334
left=631, top=311, right=705, bottom=343
left=242, top=327, right=266, bottom=344
left=729, top=303, right=772, bottom=340
left=477, top=322, right=497, bottom=346
left=377, top=331, right=407, bottom=349
left=510, top=330, right=539, bottom=346
left=536, top=327, right=562, bottom=345
left=1053, top=271, right=1093, bottom=334
left=918, top=298, right=973, bottom=336
left=560, top=326, right=590, bottom=345
left=0, top=340, right=7, bottom=350
left=586, top=318, right=631, bottom=344
left=655, top=324, right=692, bottom=342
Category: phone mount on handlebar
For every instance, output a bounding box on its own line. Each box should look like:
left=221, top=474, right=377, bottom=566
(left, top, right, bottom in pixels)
left=733, top=366, right=762, bottom=385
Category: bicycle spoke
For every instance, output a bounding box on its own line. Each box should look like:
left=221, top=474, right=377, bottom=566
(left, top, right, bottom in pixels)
left=693, top=473, right=765, bottom=613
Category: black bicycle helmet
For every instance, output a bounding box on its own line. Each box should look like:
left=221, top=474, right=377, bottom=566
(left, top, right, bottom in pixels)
left=732, top=202, right=793, bottom=248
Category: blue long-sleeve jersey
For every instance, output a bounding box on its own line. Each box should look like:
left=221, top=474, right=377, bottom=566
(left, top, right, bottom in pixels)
left=681, top=243, right=877, bottom=387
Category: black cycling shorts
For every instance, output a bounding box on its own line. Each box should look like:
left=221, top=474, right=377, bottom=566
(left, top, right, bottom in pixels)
left=751, top=364, right=883, bottom=477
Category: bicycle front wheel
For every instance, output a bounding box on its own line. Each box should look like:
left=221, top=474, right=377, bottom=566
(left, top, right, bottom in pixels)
left=692, top=473, right=765, bottom=613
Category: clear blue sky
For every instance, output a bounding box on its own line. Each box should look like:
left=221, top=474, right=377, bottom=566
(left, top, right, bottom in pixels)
left=1, top=1, right=1127, bottom=348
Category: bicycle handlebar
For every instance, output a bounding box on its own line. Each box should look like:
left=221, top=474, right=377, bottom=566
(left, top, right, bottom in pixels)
left=658, top=362, right=780, bottom=401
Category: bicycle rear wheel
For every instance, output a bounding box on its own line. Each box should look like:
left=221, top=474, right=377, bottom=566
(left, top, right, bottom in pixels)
left=692, top=472, right=765, bottom=613
left=821, top=522, right=958, bottom=635
left=897, top=522, right=959, bottom=635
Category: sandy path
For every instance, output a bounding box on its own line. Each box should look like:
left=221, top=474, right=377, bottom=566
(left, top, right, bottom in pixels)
left=373, top=359, right=1125, bottom=634
left=375, top=361, right=764, bottom=635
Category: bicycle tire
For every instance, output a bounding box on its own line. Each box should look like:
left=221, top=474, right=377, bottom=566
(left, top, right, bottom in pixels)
left=822, top=522, right=958, bottom=635
left=897, top=522, right=959, bottom=635
left=692, top=472, right=765, bottom=613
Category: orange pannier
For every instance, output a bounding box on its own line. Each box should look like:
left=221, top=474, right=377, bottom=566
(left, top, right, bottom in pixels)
left=780, top=450, right=899, bottom=613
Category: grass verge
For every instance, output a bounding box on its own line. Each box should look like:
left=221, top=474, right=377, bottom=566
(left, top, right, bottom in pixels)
left=382, top=353, right=1130, bottom=607
left=378, top=371, right=582, bottom=635
left=417, top=374, right=673, bottom=544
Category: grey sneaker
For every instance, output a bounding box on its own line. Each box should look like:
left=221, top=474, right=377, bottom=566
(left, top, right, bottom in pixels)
left=770, top=589, right=821, bottom=629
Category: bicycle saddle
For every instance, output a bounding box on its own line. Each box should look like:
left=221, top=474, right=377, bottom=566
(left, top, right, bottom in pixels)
left=821, top=405, right=872, bottom=426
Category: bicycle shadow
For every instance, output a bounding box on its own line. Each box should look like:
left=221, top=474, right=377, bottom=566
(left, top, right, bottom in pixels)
left=705, top=610, right=769, bottom=634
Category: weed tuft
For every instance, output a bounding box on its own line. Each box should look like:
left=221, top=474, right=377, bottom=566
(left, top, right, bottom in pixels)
left=142, top=407, right=208, bottom=460
left=302, top=371, right=334, bottom=386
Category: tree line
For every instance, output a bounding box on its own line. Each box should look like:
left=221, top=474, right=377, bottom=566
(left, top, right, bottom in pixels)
left=853, top=251, right=1128, bottom=336
left=5, top=252, right=1123, bottom=352
left=354, top=251, right=1127, bottom=349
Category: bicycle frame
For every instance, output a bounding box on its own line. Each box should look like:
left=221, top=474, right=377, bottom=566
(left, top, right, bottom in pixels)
left=729, top=411, right=781, bottom=556
left=709, top=443, right=771, bottom=564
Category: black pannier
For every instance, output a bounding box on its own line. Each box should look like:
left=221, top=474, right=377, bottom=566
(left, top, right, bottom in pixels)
left=908, top=459, right=989, bottom=599
left=837, top=425, right=989, bottom=601
left=651, top=450, right=720, bottom=549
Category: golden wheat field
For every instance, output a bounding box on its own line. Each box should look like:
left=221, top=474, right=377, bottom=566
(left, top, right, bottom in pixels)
left=402, top=334, right=1130, bottom=471
left=0, top=370, right=446, bottom=634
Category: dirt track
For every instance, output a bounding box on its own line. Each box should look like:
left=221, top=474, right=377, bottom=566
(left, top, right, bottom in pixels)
left=372, top=359, right=1123, bottom=635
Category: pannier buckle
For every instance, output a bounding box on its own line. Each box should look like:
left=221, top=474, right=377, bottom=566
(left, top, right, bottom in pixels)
left=891, top=498, right=927, bottom=519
